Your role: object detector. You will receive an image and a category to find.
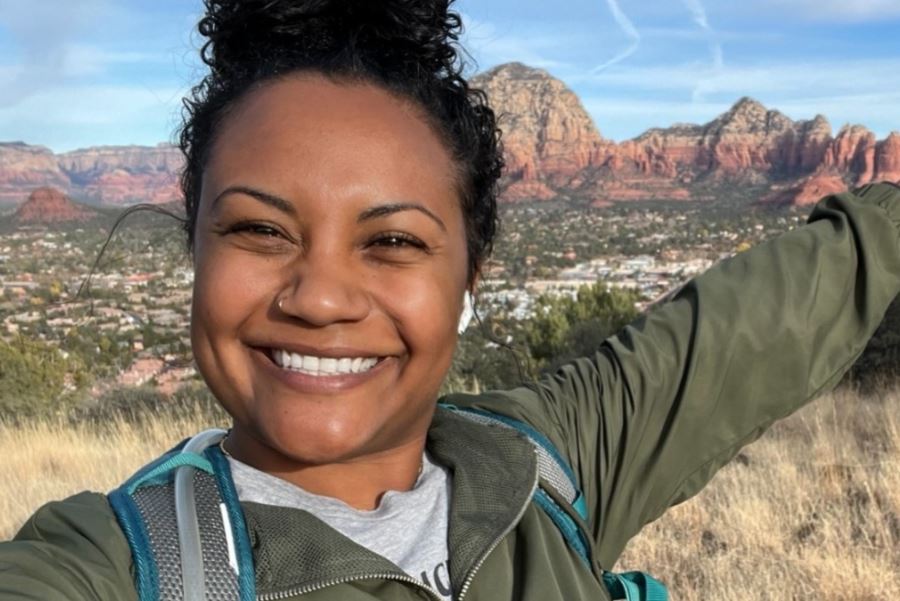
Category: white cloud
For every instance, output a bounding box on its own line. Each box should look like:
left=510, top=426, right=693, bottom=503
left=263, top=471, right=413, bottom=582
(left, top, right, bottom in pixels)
left=570, top=56, right=900, bottom=140
left=459, top=12, right=570, bottom=72
left=743, top=0, right=900, bottom=21
left=641, top=26, right=782, bottom=42
left=568, top=58, right=900, bottom=98
left=0, top=0, right=114, bottom=106
left=582, top=96, right=729, bottom=123
left=62, top=45, right=166, bottom=78
left=0, top=83, right=186, bottom=150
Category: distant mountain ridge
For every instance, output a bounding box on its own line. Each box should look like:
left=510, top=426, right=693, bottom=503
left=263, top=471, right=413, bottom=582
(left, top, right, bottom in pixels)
left=471, top=62, right=900, bottom=205
left=2, top=62, right=898, bottom=209
left=0, top=142, right=180, bottom=208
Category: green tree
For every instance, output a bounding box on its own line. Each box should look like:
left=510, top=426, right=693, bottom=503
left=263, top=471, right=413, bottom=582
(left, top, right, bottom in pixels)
left=523, top=283, right=641, bottom=374
left=446, top=324, right=528, bottom=392
left=0, top=337, right=79, bottom=417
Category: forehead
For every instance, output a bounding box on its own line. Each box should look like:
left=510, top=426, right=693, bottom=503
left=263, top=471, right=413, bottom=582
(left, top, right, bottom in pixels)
left=203, top=74, right=460, bottom=209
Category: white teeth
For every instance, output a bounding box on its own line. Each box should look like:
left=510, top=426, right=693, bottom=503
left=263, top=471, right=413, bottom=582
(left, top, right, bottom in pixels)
left=271, top=350, right=381, bottom=376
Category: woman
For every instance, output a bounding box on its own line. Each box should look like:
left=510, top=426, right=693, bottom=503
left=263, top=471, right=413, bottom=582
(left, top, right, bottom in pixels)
left=2, top=1, right=900, bottom=600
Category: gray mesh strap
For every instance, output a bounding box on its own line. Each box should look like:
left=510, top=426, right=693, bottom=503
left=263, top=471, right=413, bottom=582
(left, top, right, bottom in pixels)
left=132, top=471, right=240, bottom=601
left=132, top=483, right=183, bottom=600
left=449, top=409, right=580, bottom=505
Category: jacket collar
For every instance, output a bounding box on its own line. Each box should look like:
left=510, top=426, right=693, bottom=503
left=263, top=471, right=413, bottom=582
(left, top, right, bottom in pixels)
left=428, top=406, right=538, bottom=593
left=240, top=406, right=538, bottom=597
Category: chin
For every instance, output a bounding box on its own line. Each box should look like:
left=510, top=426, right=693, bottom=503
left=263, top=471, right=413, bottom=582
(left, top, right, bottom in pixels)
left=248, top=405, right=400, bottom=466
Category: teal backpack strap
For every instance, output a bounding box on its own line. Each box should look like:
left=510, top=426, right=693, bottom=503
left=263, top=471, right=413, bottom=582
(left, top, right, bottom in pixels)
left=442, top=404, right=668, bottom=601
left=603, top=572, right=669, bottom=601
left=109, top=429, right=256, bottom=601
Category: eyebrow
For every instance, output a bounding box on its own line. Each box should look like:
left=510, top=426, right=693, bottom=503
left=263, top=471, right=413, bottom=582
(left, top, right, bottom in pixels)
left=358, top=203, right=447, bottom=231
left=212, top=186, right=446, bottom=231
left=212, top=186, right=296, bottom=215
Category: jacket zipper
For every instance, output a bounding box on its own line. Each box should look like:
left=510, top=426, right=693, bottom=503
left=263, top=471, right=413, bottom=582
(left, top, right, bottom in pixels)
left=257, top=449, right=540, bottom=601
left=457, top=451, right=540, bottom=601
left=257, top=572, right=445, bottom=601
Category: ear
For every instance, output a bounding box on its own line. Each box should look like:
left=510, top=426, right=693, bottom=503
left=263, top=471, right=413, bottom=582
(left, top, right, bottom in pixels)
left=458, top=291, right=475, bottom=335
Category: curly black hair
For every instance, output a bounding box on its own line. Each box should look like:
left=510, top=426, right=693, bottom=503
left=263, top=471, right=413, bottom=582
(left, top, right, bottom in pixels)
left=179, top=0, right=504, bottom=281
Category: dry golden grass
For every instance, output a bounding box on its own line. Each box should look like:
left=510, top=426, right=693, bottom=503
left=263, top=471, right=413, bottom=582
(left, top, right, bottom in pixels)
left=0, top=406, right=227, bottom=542
left=618, top=387, right=900, bottom=600
left=2, top=388, right=898, bottom=599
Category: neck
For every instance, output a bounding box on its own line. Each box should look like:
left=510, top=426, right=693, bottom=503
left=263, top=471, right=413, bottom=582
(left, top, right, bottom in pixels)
left=222, top=432, right=426, bottom=510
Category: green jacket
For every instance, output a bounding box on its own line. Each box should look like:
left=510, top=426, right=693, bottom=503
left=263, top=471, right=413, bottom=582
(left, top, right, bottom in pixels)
left=3, top=183, right=900, bottom=601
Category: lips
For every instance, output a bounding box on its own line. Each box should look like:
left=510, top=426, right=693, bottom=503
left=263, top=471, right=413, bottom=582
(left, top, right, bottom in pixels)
left=270, top=349, right=381, bottom=376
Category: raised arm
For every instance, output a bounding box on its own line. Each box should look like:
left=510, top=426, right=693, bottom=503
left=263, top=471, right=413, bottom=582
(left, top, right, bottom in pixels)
left=452, top=182, right=900, bottom=567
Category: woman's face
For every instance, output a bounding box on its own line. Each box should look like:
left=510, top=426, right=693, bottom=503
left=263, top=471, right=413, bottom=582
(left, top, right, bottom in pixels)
left=190, top=74, right=470, bottom=468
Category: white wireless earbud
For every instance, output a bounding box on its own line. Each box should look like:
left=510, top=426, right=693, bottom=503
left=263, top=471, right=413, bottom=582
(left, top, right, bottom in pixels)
left=458, top=292, right=475, bottom=335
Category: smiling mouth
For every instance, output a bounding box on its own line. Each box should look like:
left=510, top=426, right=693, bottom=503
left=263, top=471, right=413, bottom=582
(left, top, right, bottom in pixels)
left=268, top=348, right=384, bottom=376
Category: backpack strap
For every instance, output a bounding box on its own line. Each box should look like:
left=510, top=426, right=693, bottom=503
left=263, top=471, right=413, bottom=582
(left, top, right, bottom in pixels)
left=442, top=404, right=668, bottom=601
left=108, top=429, right=256, bottom=601
left=603, top=572, right=669, bottom=601
left=111, top=416, right=667, bottom=601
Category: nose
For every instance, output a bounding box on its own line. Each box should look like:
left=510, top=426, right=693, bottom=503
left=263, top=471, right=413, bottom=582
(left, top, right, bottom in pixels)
left=276, top=251, right=370, bottom=326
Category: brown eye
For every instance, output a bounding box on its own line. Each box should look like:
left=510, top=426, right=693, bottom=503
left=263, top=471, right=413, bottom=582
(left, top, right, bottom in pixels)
left=227, top=222, right=284, bottom=238
left=219, top=220, right=298, bottom=255
left=369, top=232, right=428, bottom=250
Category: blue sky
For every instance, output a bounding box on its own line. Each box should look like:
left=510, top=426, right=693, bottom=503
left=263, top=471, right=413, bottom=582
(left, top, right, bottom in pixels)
left=1, top=0, right=898, bottom=152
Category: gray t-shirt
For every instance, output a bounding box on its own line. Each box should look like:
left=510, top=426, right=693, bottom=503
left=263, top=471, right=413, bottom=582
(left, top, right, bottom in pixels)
left=227, top=452, right=453, bottom=600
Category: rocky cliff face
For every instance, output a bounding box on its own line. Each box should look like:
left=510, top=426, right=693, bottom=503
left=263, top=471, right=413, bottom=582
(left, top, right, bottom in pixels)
left=0, top=143, right=71, bottom=206
left=821, top=125, right=877, bottom=182
left=471, top=62, right=606, bottom=201
left=472, top=63, right=900, bottom=205
left=874, top=132, right=900, bottom=183
left=58, top=144, right=182, bottom=205
left=58, top=144, right=182, bottom=174
left=617, top=98, right=829, bottom=179
left=13, top=186, right=98, bottom=224
left=0, top=143, right=182, bottom=208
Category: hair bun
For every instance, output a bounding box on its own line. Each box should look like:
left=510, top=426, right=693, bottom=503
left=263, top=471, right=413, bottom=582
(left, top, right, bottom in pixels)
left=199, top=0, right=463, bottom=79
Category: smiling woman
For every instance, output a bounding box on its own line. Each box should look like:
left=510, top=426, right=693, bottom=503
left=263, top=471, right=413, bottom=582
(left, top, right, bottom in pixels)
left=2, top=1, right=900, bottom=601
left=191, top=76, right=470, bottom=503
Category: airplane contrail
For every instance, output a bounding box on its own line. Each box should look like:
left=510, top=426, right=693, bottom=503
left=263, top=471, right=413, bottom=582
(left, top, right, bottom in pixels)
left=681, top=0, right=724, bottom=101
left=682, top=0, right=724, bottom=69
left=591, top=0, right=641, bottom=73
left=682, top=0, right=710, bottom=29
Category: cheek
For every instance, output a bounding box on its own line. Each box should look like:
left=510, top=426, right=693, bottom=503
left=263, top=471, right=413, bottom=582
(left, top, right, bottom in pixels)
left=378, top=269, right=463, bottom=362
left=190, top=247, right=278, bottom=359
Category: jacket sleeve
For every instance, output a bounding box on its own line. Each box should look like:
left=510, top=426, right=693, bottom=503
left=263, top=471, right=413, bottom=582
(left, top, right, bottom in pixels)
left=0, top=492, right=136, bottom=601
left=452, top=182, right=900, bottom=568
